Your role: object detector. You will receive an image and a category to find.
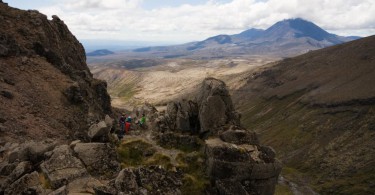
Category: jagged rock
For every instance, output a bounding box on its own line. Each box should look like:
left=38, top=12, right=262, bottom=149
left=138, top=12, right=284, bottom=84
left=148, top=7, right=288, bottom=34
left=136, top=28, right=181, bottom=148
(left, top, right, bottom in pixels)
left=114, top=168, right=138, bottom=193
left=4, top=161, right=33, bottom=186
left=48, top=185, right=67, bottom=195
left=215, top=179, right=248, bottom=195
left=40, top=145, right=87, bottom=189
left=219, top=129, right=259, bottom=145
left=73, top=143, right=120, bottom=177
left=4, top=171, right=45, bottom=195
left=87, top=121, right=110, bottom=142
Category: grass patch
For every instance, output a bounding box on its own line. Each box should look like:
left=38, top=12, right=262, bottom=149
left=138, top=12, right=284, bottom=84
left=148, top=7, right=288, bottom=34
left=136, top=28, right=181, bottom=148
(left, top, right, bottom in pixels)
left=117, top=140, right=155, bottom=167
left=145, top=153, right=173, bottom=170
left=176, top=151, right=209, bottom=194
left=274, top=183, right=293, bottom=195
left=39, top=172, right=52, bottom=189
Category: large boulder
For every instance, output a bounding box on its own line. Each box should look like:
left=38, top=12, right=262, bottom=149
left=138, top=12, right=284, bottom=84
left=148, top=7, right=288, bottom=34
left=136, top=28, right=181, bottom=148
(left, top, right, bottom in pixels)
left=8, top=140, right=56, bottom=164
left=197, top=78, right=241, bottom=135
left=40, top=145, right=88, bottom=189
left=165, top=100, right=200, bottom=132
left=87, top=121, right=110, bottom=142
left=73, top=143, right=120, bottom=177
left=157, top=78, right=240, bottom=136
left=205, top=138, right=281, bottom=195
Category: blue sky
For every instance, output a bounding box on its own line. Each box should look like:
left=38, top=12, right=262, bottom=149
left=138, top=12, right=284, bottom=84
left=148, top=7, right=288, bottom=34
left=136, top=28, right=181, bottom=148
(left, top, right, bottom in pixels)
left=5, top=0, right=375, bottom=44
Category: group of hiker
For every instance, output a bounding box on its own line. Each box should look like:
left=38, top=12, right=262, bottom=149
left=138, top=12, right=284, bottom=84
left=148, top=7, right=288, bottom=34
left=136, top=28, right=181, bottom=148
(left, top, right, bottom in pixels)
left=118, top=113, right=146, bottom=138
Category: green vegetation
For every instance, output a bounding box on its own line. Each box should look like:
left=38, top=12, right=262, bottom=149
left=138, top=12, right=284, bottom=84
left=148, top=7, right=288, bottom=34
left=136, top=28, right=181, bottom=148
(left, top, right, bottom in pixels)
left=176, top=151, right=210, bottom=195
left=274, top=183, right=293, bottom=195
left=117, top=140, right=155, bottom=167
left=116, top=139, right=209, bottom=194
left=39, top=172, right=52, bottom=189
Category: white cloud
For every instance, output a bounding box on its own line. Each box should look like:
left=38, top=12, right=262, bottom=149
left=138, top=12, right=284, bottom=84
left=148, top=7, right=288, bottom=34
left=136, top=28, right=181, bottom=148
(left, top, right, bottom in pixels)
left=36, top=0, right=375, bottom=42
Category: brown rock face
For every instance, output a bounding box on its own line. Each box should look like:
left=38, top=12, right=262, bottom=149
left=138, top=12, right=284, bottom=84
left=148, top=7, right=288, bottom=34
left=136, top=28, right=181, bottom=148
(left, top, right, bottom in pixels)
left=0, top=3, right=112, bottom=142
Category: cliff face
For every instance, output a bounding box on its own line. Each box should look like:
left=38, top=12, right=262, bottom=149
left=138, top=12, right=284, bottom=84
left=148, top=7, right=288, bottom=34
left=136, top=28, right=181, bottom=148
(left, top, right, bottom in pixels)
left=0, top=2, right=111, bottom=142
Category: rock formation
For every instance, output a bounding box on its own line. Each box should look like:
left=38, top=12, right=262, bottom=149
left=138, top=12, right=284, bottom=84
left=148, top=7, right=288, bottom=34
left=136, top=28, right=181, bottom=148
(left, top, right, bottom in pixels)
left=155, top=78, right=281, bottom=194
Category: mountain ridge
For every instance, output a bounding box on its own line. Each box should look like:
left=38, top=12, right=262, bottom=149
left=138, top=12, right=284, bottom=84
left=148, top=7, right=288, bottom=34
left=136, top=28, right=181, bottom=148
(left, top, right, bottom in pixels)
left=131, top=18, right=360, bottom=59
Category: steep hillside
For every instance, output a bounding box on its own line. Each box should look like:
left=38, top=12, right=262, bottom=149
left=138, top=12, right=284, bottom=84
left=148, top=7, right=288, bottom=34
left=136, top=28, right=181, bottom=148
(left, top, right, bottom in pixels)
left=0, top=2, right=111, bottom=143
left=233, top=36, right=375, bottom=194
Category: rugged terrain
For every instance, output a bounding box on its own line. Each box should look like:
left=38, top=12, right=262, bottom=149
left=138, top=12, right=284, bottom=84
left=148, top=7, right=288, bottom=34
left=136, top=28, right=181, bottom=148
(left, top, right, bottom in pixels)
left=0, top=3, right=281, bottom=195
left=232, top=35, right=375, bottom=194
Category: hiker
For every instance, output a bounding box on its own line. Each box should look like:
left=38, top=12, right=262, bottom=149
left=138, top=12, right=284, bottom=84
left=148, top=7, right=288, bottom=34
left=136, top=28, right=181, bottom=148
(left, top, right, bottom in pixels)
left=119, top=113, right=126, bottom=138
left=137, top=114, right=146, bottom=128
left=125, top=115, right=132, bottom=133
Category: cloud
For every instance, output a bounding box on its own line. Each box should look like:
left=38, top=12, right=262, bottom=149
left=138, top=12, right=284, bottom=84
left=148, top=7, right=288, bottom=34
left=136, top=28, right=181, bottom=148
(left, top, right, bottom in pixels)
left=37, top=0, right=375, bottom=42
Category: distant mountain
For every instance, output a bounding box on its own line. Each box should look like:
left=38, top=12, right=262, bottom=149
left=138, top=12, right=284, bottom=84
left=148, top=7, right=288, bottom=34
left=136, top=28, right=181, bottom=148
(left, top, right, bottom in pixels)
left=132, top=18, right=360, bottom=58
left=87, top=49, right=114, bottom=56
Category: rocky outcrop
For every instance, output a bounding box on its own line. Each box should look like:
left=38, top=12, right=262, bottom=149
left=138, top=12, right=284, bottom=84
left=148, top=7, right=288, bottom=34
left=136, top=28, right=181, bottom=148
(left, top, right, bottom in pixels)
left=205, top=137, right=281, bottom=195
left=95, top=166, right=183, bottom=195
left=197, top=78, right=241, bottom=134
left=0, top=2, right=112, bottom=142
left=154, top=78, right=281, bottom=194
left=156, top=78, right=241, bottom=136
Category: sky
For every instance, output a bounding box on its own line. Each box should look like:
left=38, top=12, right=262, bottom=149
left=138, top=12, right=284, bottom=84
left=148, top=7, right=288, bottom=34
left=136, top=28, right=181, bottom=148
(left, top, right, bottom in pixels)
left=6, top=0, right=375, bottom=44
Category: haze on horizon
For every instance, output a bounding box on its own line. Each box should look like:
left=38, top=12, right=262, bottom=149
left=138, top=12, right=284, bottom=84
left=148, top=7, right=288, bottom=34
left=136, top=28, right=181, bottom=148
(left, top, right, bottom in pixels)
left=6, top=0, right=375, bottom=45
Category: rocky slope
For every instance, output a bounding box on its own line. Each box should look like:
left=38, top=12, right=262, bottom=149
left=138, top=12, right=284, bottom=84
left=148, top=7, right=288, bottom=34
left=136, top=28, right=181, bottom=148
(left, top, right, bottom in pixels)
left=0, top=2, right=111, bottom=143
left=232, top=36, right=375, bottom=194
